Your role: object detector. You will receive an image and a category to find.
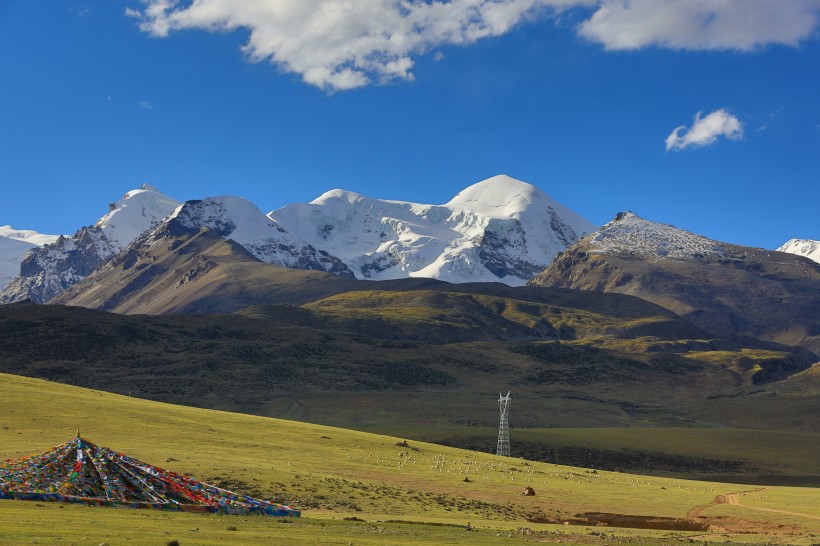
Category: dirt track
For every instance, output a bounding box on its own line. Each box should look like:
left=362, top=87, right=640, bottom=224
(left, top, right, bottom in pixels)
left=721, top=489, right=820, bottom=521
left=688, top=486, right=820, bottom=530
left=686, top=488, right=764, bottom=519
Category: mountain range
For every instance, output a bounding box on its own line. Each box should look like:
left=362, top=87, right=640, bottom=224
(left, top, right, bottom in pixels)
left=1, top=176, right=818, bottom=356
left=0, top=175, right=595, bottom=303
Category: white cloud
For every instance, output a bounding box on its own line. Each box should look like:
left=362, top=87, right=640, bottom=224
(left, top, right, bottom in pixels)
left=126, top=0, right=820, bottom=91
left=579, top=0, right=820, bottom=51
left=137, top=100, right=153, bottom=111
left=126, top=0, right=592, bottom=91
left=433, top=51, right=445, bottom=62
left=665, top=109, right=744, bottom=152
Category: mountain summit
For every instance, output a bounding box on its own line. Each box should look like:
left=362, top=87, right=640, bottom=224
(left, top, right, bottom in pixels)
left=530, top=212, right=820, bottom=354
left=269, top=175, right=596, bottom=286
left=0, top=185, right=181, bottom=304
left=777, top=238, right=820, bottom=264
left=585, top=211, right=730, bottom=259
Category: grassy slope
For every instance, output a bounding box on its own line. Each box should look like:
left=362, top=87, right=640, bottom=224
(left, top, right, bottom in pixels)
left=378, top=425, right=820, bottom=485
left=2, top=373, right=820, bottom=545
left=3, top=300, right=820, bottom=486
left=0, top=301, right=781, bottom=426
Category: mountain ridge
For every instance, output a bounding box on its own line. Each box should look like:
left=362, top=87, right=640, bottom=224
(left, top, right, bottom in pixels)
left=0, top=185, right=182, bottom=304
left=530, top=211, right=820, bottom=355
left=0, top=226, right=61, bottom=291
left=1, top=175, right=596, bottom=304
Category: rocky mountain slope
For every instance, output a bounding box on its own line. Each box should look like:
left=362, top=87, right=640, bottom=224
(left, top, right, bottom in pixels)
left=52, top=197, right=355, bottom=313
left=778, top=238, right=820, bottom=264
left=269, top=174, right=596, bottom=286
left=0, top=226, right=60, bottom=290
left=530, top=212, right=820, bottom=355
left=0, top=185, right=181, bottom=304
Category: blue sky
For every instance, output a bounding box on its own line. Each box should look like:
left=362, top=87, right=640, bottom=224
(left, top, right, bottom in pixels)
left=1, top=1, right=818, bottom=249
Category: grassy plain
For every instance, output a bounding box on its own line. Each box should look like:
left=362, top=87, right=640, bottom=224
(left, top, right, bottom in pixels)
left=384, top=425, right=820, bottom=483
left=2, top=373, right=820, bottom=545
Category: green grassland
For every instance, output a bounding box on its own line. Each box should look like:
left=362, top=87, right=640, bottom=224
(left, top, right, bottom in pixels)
left=1, top=299, right=819, bottom=487
left=2, top=373, right=820, bottom=545
left=301, top=289, right=695, bottom=342
left=377, top=425, right=820, bottom=485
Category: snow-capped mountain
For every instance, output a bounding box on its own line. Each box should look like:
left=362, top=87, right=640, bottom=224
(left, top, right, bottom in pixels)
left=158, top=196, right=354, bottom=276
left=0, top=185, right=181, bottom=304
left=777, top=239, right=820, bottom=264
left=0, top=226, right=61, bottom=290
left=1, top=175, right=594, bottom=302
left=586, top=211, right=731, bottom=259
left=269, top=175, right=596, bottom=286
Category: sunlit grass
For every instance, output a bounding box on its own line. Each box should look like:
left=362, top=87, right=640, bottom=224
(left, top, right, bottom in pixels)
left=2, top=373, right=820, bottom=544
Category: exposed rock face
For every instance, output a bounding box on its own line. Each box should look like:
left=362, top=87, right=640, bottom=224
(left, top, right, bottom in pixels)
left=477, top=221, right=544, bottom=281
left=160, top=197, right=355, bottom=278
left=0, top=226, right=61, bottom=291
left=51, top=196, right=359, bottom=314
left=0, top=185, right=180, bottom=303
left=530, top=212, right=820, bottom=356
left=1, top=227, right=119, bottom=304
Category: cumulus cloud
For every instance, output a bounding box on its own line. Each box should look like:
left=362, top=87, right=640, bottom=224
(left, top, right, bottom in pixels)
left=126, top=0, right=820, bottom=91
left=665, top=109, right=744, bottom=152
left=579, top=0, right=820, bottom=51
left=126, top=0, right=594, bottom=90
left=127, top=0, right=591, bottom=91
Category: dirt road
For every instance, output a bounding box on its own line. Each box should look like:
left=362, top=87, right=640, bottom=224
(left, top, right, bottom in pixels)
left=689, top=487, right=820, bottom=522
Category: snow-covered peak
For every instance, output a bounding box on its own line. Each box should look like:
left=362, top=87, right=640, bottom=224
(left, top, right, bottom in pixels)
left=0, top=226, right=62, bottom=290
left=587, top=211, right=728, bottom=259
left=169, top=196, right=284, bottom=246
left=311, top=189, right=371, bottom=206
left=777, top=238, right=820, bottom=264
left=161, top=196, right=353, bottom=277
left=269, top=174, right=596, bottom=285
left=0, top=226, right=61, bottom=247
left=445, top=175, right=541, bottom=217
left=96, top=186, right=181, bottom=249
left=1, top=184, right=181, bottom=303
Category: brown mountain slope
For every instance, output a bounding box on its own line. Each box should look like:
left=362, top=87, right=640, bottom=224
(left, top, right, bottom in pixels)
left=0, top=297, right=813, bottom=431
left=51, top=222, right=726, bottom=333
left=50, top=228, right=365, bottom=313
left=530, top=213, right=820, bottom=356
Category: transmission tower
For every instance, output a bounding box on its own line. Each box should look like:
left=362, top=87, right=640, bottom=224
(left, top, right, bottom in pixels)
left=496, top=391, right=511, bottom=457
